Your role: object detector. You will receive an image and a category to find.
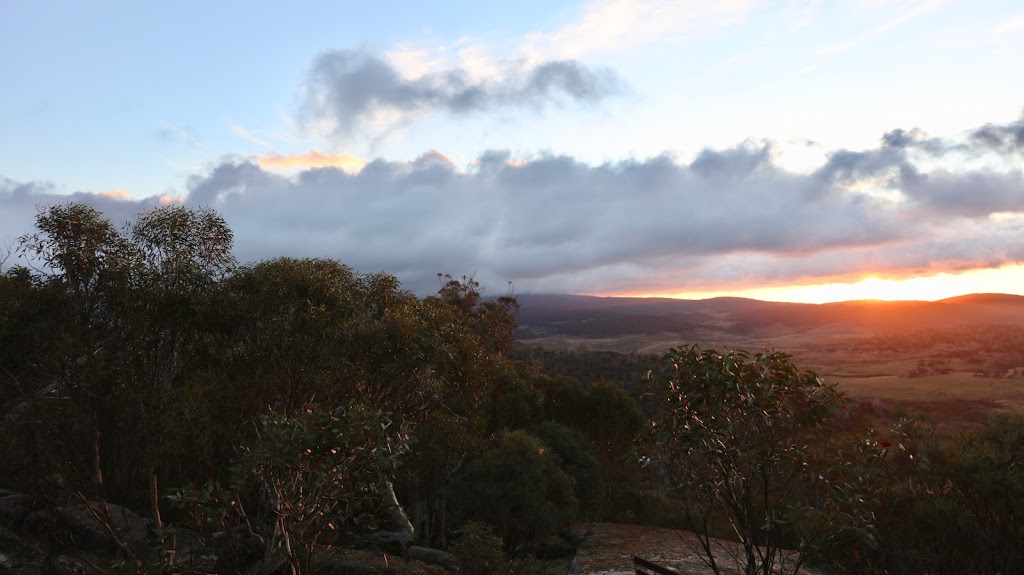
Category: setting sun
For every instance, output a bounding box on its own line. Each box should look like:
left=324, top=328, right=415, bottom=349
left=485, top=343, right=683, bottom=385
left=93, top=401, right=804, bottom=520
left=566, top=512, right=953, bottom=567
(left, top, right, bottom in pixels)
left=623, top=264, right=1024, bottom=304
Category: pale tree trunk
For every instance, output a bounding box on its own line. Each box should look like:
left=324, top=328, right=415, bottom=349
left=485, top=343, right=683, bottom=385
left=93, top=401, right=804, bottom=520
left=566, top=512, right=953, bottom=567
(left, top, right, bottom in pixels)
left=383, top=479, right=415, bottom=542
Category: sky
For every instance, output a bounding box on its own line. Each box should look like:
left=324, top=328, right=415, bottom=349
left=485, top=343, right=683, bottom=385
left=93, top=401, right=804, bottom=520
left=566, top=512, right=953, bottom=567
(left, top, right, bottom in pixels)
left=2, top=0, right=1023, bottom=302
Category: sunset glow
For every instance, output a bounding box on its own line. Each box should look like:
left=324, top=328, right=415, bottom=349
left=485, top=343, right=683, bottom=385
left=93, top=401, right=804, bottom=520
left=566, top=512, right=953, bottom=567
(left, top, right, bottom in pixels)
left=626, top=265, right=1024, bottom=304
left=98, top=189, right=133, bottom=200
left=256, top=150, right=368, bottom=173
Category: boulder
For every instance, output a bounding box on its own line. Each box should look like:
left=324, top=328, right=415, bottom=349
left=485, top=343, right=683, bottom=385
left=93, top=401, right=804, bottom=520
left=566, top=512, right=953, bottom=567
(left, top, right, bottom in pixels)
left=0, top=493, right=32, bottom=528
left=0, top=524, right=89, bottom=575
left=213, top=524, right=264, bottom=575
left=25, top=501, right=150, bottom=553
left=408, top=546, right=458, bottom=571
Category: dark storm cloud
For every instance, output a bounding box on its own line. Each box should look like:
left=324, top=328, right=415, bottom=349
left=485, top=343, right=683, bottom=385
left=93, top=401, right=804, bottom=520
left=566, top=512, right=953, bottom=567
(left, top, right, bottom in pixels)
left=301, top=50, right=622, bottom=136
left=4, top=113, right=1023, bottom=294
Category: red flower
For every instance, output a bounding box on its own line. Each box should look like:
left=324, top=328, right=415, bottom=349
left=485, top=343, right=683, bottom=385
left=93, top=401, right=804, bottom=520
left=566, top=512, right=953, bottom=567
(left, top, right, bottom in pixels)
left=879, top=441, right=891, bottom=448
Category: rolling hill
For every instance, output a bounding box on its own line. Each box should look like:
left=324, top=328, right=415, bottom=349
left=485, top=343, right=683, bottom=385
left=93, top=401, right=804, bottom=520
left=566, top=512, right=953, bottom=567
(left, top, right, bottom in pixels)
left=513, top=293, right=1024, bottom=431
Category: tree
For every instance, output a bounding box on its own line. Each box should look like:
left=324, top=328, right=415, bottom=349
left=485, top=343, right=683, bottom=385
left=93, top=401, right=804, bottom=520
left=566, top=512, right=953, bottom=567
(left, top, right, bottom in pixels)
left=528, top=421, right=599, bottom=512
left=825, top=414, right=1024, bottom=575
left=451, top=431, right=577, bottom=554
left=8, top=203, right=238, bottom=567
left=644, top=345, right=847, bottom=575
left=122, top=205, right=236, bottom=552
left=579, top=381, right=644, bottom=520
left=231, top=401, right=409, bottom=575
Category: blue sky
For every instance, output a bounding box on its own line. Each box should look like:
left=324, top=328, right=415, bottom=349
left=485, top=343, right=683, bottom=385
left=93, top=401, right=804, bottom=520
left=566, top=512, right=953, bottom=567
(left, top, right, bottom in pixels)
left=2, top=0, right=1023, bottom=300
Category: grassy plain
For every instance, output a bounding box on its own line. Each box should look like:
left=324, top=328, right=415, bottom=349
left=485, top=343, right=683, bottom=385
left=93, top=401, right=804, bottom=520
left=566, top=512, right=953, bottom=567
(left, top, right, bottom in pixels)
left=514, top=294, right=1024, bottom=435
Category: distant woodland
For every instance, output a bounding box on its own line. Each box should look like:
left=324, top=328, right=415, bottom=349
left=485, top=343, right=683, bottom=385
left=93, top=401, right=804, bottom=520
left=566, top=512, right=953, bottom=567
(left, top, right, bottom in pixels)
left=1, top=203, right=1022, bottom=575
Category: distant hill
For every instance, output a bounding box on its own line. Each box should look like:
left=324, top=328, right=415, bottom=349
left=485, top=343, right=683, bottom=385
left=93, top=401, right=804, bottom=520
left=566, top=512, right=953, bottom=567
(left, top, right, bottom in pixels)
left=513, top=292, right=1024, bottom=435
left=514, top=293, right=1024, bottom=351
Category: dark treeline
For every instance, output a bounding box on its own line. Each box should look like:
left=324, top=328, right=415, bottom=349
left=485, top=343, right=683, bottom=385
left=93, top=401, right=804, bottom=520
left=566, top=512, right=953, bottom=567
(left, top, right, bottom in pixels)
left=1, top=203, right=1022, bottom=575
left=508, top=345, right=658, bottom=393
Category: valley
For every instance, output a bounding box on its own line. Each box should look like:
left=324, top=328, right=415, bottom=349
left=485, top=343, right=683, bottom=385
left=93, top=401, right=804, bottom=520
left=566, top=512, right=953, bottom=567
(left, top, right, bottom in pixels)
left=514, top=293, right=1024, bottom=433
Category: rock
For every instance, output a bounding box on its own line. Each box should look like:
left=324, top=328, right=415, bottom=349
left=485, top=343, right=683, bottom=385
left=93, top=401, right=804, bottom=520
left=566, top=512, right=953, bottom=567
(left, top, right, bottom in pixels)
left=213, top=524, right=264, bottom=575
left=561, top=526, right=589, bottom=547
left=534, top=537, right=577, bottom=560
left=0, top=524, right=89, bottom=575
left=363, top=529, right=414, bottom=548
left=408, top=546, right=458, bottom=571
left=0, top=493, right=32, bottom=528
left=25, top=501, right=150, bottom=553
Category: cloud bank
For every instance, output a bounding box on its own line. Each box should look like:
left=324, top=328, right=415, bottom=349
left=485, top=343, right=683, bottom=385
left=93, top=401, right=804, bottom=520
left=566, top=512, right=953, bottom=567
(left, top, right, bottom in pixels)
left=4, top=114, right=1023, bottom=295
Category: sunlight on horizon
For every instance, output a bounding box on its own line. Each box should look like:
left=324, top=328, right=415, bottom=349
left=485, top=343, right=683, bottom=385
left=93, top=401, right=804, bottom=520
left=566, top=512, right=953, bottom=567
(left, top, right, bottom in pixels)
left=612, top=264, right=1024, bottom=304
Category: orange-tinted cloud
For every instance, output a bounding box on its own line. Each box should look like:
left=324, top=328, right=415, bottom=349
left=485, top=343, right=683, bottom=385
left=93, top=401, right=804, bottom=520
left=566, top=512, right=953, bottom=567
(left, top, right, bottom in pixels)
left=99, top=189, right=133, bottom=200
left=255, top=150, right=367, bottom=173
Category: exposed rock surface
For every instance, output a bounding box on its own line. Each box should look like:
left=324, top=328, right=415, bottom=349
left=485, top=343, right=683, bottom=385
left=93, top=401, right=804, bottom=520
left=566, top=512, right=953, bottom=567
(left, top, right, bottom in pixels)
left=24, top=501, right=150, bottom=552
left=568, top=523, right=811, bottom=575
left=0, top=525, right=89, bottom=575
left=408, top=546, right=458, bottom=571
left=0, top=493, right=32, bottom=528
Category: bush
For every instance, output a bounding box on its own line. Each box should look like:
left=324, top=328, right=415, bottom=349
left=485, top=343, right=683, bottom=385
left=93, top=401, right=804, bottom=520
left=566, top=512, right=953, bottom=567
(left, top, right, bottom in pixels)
left=451, top=431, right=577, bottom=554
left=450, top=521, right=508, bottom=575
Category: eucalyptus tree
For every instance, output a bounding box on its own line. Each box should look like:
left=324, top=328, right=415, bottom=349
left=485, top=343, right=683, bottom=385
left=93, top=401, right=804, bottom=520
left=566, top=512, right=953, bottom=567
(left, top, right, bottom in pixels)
left=644, top=345, right=850, bottom=575
left=12, top=203, right=236, bottom=564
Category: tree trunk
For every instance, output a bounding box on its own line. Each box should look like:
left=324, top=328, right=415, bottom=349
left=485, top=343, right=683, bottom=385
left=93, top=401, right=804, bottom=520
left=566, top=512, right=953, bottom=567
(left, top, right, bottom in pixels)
left=151, top=467, right=173, bottom=567
left=383, top=479, right=415, bottom=541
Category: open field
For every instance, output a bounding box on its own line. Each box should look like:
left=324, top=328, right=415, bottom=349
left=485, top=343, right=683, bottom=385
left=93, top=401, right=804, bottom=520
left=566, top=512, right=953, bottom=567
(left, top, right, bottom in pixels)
left=514, top=293, right=1024, bottom=434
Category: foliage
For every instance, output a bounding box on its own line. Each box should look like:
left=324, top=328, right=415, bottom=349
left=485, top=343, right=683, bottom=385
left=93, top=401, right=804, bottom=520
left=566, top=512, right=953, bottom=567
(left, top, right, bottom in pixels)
left=817, top=413, right=1024, bottom=574
left=1, top=203, right=522, bottom=569
left=579, top=381, right=644, bottom=520
left=451, top=431, right=578, bottom=554
left=644, top=344, right=848, bottom=575
left=527, top=421, right=599, bottom=512
left=450, top=521, right=508, bottom=575
left=234, top=402, right=409, bottom=575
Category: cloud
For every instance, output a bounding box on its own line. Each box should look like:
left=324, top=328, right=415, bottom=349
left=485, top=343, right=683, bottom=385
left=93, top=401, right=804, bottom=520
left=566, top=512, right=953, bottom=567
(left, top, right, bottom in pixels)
left=156, top=123, right=200, bottom=146
left=4, top=113, right=1023, bottom=295
left=98, top=189, right=134, bottom=200
left=520, top=0, right=752, bottom=61
left=255, top=150, right=368, bottom=173
left=230, top=123, right=272, bottom=148
left=970, top=116, right=1024, bottom=155
left=300, top=49, right=622, bottom=138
